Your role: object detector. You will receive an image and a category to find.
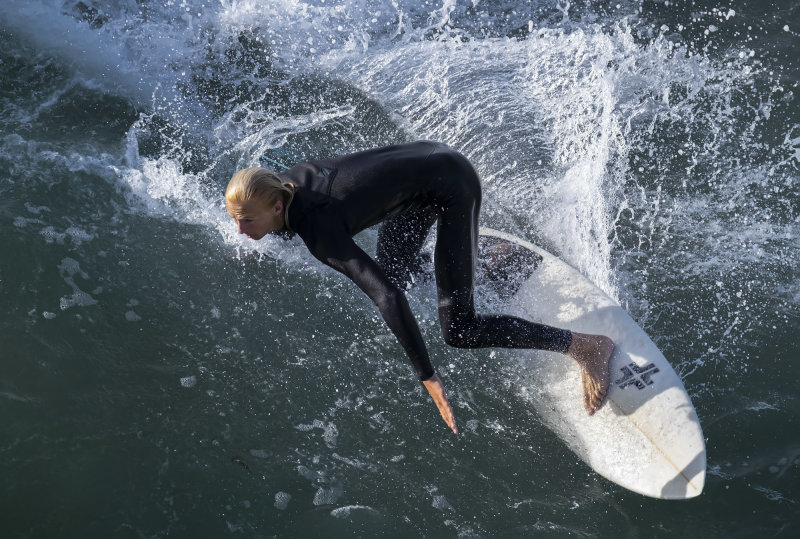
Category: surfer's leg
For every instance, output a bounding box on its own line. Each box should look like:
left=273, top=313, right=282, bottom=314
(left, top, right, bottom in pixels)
left=431, top=149, right=612, bottom=413
left=435, top=193, right=612, bottom=412
left=432, top=156, right=572, bottom=353
left=376, top=206, right=437, bottom=288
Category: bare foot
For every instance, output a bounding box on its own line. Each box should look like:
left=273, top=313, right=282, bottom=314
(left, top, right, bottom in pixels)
left=567, top=332, right=615, bottom=415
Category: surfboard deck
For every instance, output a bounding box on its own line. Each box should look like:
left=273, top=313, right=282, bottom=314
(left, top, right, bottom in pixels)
left=478, top=227, right=706, bottom=499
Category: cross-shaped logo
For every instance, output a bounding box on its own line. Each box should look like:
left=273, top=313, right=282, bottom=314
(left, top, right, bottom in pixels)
left=614, top=362, right=660, bottom=390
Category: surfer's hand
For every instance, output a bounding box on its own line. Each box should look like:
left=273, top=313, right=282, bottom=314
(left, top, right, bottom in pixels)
left=422, top=374, right=458, bottom=434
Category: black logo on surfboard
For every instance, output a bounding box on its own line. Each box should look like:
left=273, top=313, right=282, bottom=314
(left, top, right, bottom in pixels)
left=614, top=363, right=660, bottom=390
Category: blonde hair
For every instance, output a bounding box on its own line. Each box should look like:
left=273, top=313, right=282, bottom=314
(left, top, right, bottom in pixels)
left=225, top=167, right=295, bottom=228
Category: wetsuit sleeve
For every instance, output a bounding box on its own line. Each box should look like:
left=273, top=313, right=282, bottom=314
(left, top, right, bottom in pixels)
left=302, top=225, right=436, bottom=381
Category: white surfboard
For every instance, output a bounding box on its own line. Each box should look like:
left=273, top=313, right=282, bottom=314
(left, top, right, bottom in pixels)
left=479, top=227, right=706, bottom=499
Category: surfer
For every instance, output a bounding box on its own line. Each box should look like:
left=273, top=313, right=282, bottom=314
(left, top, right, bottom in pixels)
left=225, top=141, right=614, bottom=433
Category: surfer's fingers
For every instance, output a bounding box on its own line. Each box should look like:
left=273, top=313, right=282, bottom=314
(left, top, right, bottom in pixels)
left=423, top=375, right=458, bottom=434
left=439, top=401, right=458, bottom=433
left=433, top=388, right=458, bottom=433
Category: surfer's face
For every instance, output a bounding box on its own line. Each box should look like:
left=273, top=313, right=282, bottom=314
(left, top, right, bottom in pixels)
left=227, top=199, right=283, bottom=240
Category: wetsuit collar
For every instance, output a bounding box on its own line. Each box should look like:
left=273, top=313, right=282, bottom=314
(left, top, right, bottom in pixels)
left=283, top=183, right=296, bottom=233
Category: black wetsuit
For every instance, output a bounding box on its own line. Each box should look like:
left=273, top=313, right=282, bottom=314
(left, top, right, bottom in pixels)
left=278, top=141, right=572, bottom=380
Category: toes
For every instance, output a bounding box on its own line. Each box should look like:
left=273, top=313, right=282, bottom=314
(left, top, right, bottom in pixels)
left=584, top=381, right=607, bottom=415
left=581, top=363, right=609, bottom=415
left=581, top=371, right=592, bottom=412
left=591, top=388, right=607, bottom=414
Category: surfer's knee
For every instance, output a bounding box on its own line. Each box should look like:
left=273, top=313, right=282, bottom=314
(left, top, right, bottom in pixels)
left=442, top=327, right=474, bottom=348
left=439, top=310, right=476, bottom=348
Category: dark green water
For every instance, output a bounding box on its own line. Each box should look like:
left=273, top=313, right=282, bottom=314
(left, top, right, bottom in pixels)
left=1, top=1, right=798, bottom=537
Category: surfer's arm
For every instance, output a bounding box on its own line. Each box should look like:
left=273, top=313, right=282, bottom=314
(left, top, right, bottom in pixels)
left=303, top=227, right=435, bottom=379
left=303, top=228, right=458, bottom=433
